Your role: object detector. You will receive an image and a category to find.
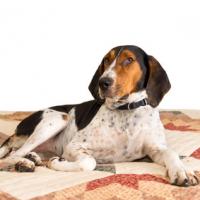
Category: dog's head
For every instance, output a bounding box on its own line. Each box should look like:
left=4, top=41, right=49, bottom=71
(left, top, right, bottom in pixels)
left=89, top=45, right=171, bottom=108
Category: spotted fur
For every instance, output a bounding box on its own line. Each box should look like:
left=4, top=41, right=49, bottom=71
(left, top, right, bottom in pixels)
left=0, top=45, right=199, bottom=187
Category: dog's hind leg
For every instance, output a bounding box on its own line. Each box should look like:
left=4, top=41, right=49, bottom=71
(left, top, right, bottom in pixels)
left=10, top=109, right=69, bottom=158
left=0, top=134, right=28, bottom=159
left=0, top=137, right=41, bottom=172
left=0, top=156, right=35, bottom=172
left=0, top=151, right=42, bottom=172
left=0, top=109, right=70, bottom=172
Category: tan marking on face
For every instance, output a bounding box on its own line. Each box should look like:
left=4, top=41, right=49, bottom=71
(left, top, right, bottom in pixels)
left=114, top=49, right=143, bottom=97
left=102, top=50, right=116, bottom=72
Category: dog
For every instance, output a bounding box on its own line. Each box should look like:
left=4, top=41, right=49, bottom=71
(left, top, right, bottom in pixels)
left=0, top=45, right=199, bottom=186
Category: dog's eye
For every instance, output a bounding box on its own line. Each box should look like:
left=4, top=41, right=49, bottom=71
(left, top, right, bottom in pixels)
left=104, top=58, right=110, bottom=65
left=123, top=57, right=134, bottom=66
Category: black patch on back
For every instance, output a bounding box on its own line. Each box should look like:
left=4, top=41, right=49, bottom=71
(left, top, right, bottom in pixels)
left=16, top=100, right=102, bottom=136
left=16, top=105, right=75, bottom=136
left=75, top=100, right=102, bottom=130
left=50, top=104, right=75, bottom=113
left=16, top=111, right=43, bottom=136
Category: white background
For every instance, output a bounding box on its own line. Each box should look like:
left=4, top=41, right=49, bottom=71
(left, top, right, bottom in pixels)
left=0, top=0, right=200, bottom=111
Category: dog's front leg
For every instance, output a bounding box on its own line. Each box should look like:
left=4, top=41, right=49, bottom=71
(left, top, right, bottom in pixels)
left=48, top=154, right=96, bottom=172
left=145, top=144, right=199, bottom=186
left=48, top=142, right=96, bottom=172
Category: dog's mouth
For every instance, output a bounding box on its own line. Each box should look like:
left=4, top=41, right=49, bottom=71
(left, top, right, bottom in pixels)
left=99, top=87, right=130, bottom=109
left=99, top=88, right=114, bottom=99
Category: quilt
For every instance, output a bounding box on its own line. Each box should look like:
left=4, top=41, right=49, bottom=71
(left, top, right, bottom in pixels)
left=0, top=110, right=200, bottom=200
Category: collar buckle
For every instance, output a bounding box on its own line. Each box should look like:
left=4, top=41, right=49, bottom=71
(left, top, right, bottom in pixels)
left=127, top=103, right=131, bottom=110
left=143, top=98, right=148, bottom=106
left=117, top=98, right=149, bottom=111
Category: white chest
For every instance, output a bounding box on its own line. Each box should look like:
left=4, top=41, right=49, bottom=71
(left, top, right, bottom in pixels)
left=62, top=105, right=162, bottom=163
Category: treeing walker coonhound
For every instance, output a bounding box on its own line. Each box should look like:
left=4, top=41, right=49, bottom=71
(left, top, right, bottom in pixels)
left=0, top=45, right=199, bottom=186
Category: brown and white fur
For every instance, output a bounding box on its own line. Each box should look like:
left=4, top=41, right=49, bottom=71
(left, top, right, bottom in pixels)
left=0, top=45, right=199, bottom=186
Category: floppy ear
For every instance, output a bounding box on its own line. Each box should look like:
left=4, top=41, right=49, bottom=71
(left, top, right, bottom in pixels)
left=88, top=60, right=104, bottom=100
left=146, top=55, right=171, bottom=107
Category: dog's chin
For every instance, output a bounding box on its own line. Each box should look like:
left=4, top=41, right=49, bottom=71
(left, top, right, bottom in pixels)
left=99, top=90, right=129, bottom=110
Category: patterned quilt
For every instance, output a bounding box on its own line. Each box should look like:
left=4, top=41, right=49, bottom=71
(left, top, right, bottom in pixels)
left=0, top=110, right=200, bottom=200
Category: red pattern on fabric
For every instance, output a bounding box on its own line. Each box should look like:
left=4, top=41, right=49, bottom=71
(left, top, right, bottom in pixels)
left=86, top=174, right=169, bottom=191
left=191, top=148, right=200, bottom=159
left=164, top=123, right=197, bottom=132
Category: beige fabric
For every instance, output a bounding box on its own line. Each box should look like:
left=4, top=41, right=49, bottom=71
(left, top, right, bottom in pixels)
left=0, top=110, right=199, bottom=199
left=0, top=169, right=112, bottom=199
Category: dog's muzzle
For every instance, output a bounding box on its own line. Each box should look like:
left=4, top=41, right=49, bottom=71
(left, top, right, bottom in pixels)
left=99, top=77, right=114, bottom=91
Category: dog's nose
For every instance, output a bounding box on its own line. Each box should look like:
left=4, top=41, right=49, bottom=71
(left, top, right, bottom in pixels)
left=99, top=77, right=113, bottom=90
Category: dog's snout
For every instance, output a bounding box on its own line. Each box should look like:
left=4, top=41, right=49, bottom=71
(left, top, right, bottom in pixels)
left=99, top=77, right=113, bottom=90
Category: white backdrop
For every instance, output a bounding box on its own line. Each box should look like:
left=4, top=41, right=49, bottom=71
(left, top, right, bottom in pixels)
left=0, top=0, right=200, bottom=111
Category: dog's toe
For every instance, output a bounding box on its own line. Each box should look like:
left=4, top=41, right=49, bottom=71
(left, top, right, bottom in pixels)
left=25, top=152, right=42, bottom=166
left=47, top=156, right=59, bottom=169
left=187, top=171, right=200, bottom=186
left=15, top=160, right=35, bottom=172
left=169, top=166, right=200, bottom=186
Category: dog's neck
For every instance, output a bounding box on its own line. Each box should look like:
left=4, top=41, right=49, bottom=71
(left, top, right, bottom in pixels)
left=126, top=90, right=148, bottom=103
left=105, top=90, right=148, bottom=110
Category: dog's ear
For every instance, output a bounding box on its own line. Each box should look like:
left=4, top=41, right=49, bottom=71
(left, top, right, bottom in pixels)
left=146, top=55, right=171, bottom=107
left=88, top=60, right=104, bottom=100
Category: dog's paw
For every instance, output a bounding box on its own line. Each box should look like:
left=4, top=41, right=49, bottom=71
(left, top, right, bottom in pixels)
left=25, top=152, right=42, bottom=166
left=47, top=156, right=66, bottom=168
left=47, top=156, right=60, bottom=169
left=167, top=164, right=199, bottom=186
left=15, top=159, right=35, bottom=172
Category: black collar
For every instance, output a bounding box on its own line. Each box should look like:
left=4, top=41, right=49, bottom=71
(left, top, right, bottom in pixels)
left=117, top=98, right=148, bottom=110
